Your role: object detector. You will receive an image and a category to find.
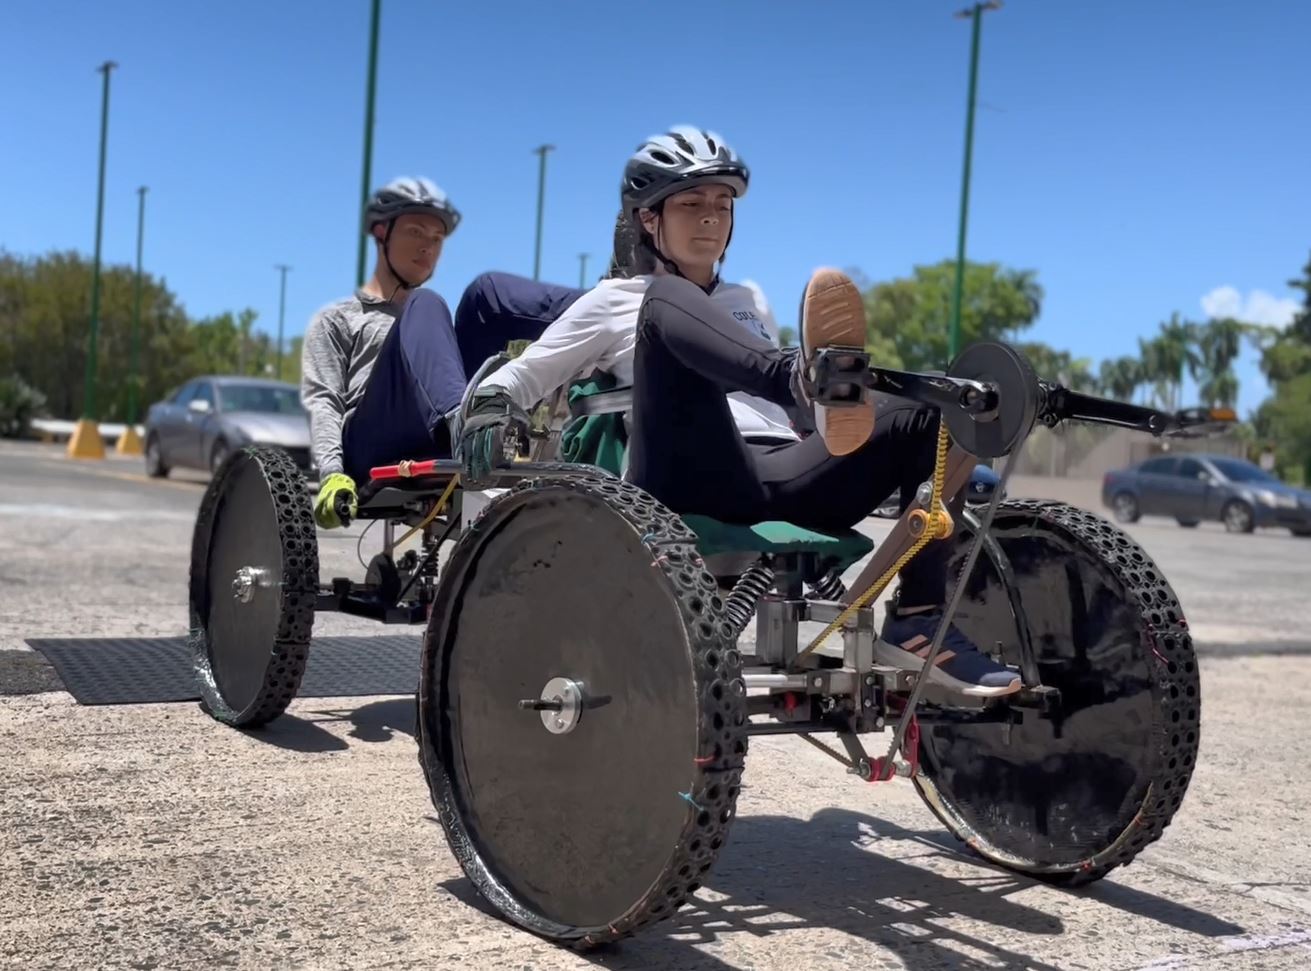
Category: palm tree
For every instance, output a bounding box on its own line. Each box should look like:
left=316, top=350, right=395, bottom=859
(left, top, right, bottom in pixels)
left=1098, top=355, right=1141, bottom=402
left=1139, top=314, right=1200, bottom=411
left=1194, top=317, right=1244, bottom=409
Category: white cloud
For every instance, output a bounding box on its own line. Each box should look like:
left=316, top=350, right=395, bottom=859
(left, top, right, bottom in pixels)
left=1200, top=286, right=1299, bottom=327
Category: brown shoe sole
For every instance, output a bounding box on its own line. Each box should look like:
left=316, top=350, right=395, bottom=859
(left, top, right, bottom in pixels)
left=802, top=268, right=875, bottom=456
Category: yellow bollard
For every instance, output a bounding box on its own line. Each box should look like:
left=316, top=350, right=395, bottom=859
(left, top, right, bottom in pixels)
left=66, top=419, right=106, bottom=460
left=115, top=425, right=144, bottom=456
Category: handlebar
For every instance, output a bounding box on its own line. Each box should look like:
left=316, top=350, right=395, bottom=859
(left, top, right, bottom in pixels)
left=1034, top=382, right=1237, bottom=438
left=334, top=492, right=354, bottom=528
left=851, top=351, right=1235, bottom=442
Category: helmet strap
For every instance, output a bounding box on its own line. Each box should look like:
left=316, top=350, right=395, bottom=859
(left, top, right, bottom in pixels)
left=644, top=208, right=726, bottom=297
left=379, top=219, right=433, bottom=301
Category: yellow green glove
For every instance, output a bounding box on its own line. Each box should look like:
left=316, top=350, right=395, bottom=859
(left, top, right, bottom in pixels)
left=314, top=472, right=358, bottom=529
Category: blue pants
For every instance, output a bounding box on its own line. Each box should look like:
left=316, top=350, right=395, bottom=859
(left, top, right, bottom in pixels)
left=341, top=274, right=584, bottom=483
left=452, top=271, right=585, bottom=380
left=341, top=289, right=467, bottom=483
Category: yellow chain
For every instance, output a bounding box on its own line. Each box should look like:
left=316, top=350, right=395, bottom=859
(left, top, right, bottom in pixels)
left=793, top=420, right=951, bottom=664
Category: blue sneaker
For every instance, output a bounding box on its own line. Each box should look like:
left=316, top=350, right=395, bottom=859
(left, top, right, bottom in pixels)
left=877, top=610, right=1022, bottom=698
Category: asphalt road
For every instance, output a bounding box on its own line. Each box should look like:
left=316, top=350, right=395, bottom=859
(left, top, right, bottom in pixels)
left=2, top=439, right=1310, bottom=970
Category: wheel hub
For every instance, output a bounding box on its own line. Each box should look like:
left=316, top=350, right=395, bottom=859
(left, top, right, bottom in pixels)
left=231, top=566, right=271, bottom=604
left=519, top=676, right=585, bottom=735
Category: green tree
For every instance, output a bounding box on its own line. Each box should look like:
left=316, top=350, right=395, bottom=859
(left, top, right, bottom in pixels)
left=1250, top=250, right=1311, bottom=482
left=861, top=260, right=1042, bottom=371
left=1017, top=342, right=1097, bottom=391
left=1098, top=355, right=1142, bottom=402
left=0, top=249, right=271, bottom=422
left=1138, top=313, right=1199, bottom=411
left=1192, top=317, right=1245, bottom=409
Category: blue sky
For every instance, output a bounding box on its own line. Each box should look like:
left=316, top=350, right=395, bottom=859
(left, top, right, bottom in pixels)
left=3, top=0, right=1306, bottom=418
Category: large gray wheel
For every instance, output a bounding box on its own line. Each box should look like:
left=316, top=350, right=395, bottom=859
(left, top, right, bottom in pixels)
left=188, top=445, right=318, bottom=727
left=916, top=500, right=1200, bottom=886
left=417, top=473, right=747, bottom=946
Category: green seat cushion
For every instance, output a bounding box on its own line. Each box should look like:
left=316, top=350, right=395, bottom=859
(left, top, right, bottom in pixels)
left=682, top=515, right=874, bottom=568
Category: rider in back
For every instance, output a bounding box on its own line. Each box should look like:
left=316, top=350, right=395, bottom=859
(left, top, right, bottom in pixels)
left=300, top=178, right=468, bottom=528
left=460, top=126, right=1022, bottom=698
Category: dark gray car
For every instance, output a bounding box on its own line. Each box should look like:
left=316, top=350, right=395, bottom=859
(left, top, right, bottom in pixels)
left=1101, top=453, right=1311, bottom=536
left=144, top=376, right=315, bottom=478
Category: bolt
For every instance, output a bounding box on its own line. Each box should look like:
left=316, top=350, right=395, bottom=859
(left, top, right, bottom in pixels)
left=863, top=699, right=873, bottom=708
left=875, top=717, right=885, bottom=729
left=812, top=676, right=823, bottom=688
left=865, top=675, right=875, bottom=686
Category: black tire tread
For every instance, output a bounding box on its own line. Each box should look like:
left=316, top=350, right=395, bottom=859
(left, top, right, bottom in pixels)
left=916, top=499, right=1200, bottom=887
left=188, top=445, right=319, bottom=727
left=417, top=471, right=747, bottom=947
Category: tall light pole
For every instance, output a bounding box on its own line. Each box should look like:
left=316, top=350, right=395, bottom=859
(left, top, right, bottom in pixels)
left=116, top=185, right=147, bottom=456
left=71, top=60, right=117, bottom=460
left=947, top=1, right=1001, bottom=365
left=275, top=265, right=292, bottom=379
left=355, top=0, right=381, bottom=287
left=578, top=252, right=589, bottom=289
left=532, top=144, right=555, bottom=281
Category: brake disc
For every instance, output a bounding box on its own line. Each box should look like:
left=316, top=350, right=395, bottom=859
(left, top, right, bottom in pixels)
left=944, top=341, right=1041, bottom=458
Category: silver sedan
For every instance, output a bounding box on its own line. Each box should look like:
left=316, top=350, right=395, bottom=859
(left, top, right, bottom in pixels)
left=143, top=376, right=315, bottom=478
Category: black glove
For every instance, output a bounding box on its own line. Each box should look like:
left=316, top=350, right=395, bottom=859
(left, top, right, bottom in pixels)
left=459, top=390, right=531, bottom=483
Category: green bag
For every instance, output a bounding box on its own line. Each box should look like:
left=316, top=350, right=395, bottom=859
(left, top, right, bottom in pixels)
left=559, top=373, right=629, bottom=476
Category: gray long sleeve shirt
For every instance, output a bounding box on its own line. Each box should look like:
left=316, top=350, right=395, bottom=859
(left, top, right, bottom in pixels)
left=299, top=289, right=401, bottom=477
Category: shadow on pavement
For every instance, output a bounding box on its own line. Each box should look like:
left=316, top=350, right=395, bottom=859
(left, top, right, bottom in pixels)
left=239, top=711, right=350, bottom=753
left=301, top=696, right=417, bottom=744
left=437, top=807, right=1247, bottom=971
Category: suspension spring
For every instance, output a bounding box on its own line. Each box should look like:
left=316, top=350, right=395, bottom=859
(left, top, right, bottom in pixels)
left=723, top=564, right=775, bottom=637
left=809, top=568, right=846, bottom=602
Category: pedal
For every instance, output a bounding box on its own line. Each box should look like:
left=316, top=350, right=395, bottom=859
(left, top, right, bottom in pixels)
left=809, top=347, right=871, bottom=407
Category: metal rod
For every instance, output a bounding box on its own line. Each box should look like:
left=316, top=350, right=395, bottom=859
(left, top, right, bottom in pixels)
left=746, top=721, right=837, bottom=736
left=742, top=673, right=810, bottom=690
left=878, top=439, right=1022, bottom=770
left=578, top=252, right=589, bottom=288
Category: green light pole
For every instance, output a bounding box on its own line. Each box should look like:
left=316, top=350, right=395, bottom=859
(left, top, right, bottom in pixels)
left=355, top=0, right=381, bottom=287
left=71, top=60, right=117, bottom=458
left=115, top=183, right=147, bottom=455
left=128, top=186, right=147, bottom=422
left=533, top=144, right=555, bottom=281
left=947, top=1, right=1001, bottom=364
left=275, top=264, right=291, bottom=379
left=578, top=252, right=589, bottom=288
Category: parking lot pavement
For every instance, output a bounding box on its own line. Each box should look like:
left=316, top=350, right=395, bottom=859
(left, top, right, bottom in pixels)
left=3, top=439, right=1311, bottom=970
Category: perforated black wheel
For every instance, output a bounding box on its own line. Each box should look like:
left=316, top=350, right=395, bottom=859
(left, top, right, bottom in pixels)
left=417, top=473, right=747, bottom=947
left=189, top=445, right=318, bottom=727
left=915, top=500, right=1200, bottom=886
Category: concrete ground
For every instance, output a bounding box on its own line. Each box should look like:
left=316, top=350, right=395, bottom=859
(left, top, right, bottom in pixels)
left=2, top=439, right=1310, bottom=971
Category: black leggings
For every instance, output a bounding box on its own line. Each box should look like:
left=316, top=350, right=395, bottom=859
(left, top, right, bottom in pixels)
left=626, top=275, right=958, bottom=606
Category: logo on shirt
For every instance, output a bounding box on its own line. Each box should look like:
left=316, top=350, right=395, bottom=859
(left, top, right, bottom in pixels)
left=733, top=309, right=770, bottom=341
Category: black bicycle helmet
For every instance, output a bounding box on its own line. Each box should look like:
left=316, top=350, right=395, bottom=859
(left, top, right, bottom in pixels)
left=364, top=176, right=461, bottom=237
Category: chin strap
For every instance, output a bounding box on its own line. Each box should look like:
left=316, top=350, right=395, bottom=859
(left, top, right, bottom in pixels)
left=379, top=219, right=434, bottom=302
left=642, top=209, right=733, bottom=296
